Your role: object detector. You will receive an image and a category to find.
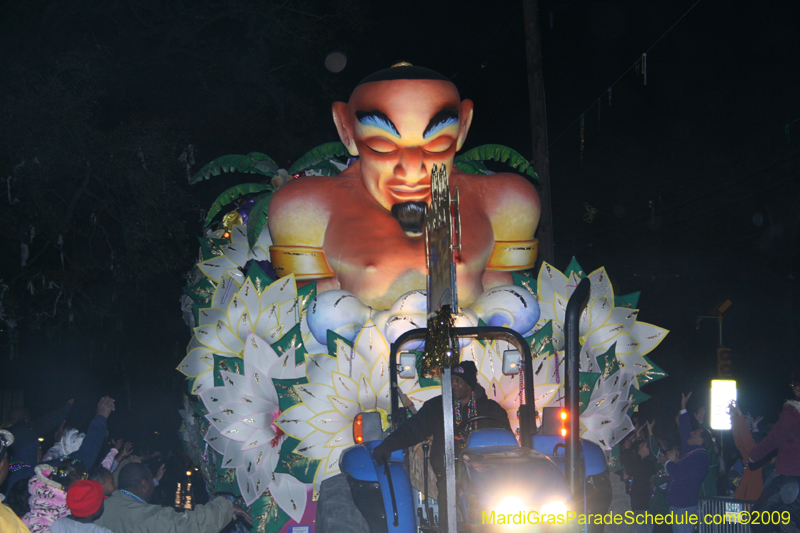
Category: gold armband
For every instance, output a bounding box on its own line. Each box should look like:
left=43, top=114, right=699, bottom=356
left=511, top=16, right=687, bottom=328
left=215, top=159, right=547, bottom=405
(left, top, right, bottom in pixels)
left=269, top=245, right=335, bottom=280
left=486, top=239, right=539, bottom=271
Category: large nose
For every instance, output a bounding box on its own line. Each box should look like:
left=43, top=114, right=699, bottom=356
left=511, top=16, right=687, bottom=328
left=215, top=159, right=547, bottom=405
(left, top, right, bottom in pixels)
left=394, top=146, right=427, bottom=185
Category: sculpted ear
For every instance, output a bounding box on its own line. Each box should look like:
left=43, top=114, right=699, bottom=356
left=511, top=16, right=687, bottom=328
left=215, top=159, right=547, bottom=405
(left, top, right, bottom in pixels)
left=456, top=99, right=474, bottom=151
left=332, top=102, right=359, bottom=156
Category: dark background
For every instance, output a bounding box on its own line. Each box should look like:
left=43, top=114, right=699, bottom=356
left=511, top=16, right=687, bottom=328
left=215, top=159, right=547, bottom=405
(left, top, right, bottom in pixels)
left=0, top=0, right=798, bottom=454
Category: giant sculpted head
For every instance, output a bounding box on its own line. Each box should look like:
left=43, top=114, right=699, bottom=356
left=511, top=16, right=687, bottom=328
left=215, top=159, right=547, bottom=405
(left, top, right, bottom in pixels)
left=331, top=66, right=474, bottom=214
left=268, top=65, right=540, bottom=314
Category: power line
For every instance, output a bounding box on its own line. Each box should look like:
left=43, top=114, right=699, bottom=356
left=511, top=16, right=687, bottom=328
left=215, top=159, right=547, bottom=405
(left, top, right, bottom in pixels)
left=548, top=0, right=705, bottom=149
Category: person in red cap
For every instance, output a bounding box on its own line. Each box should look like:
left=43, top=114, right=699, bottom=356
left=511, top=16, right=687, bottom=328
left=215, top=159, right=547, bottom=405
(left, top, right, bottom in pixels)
left=50, top=479, right=112, bottom=533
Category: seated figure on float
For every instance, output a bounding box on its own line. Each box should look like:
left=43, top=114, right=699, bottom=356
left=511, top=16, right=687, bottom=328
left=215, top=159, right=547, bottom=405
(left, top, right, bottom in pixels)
left=268, top=64, right=541, bottom=311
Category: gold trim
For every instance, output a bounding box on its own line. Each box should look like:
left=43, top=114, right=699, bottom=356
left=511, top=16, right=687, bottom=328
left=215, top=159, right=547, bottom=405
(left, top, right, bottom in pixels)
left=486, top=239, right=539, bottom=271
left=269, top=245, right=335, bottom=280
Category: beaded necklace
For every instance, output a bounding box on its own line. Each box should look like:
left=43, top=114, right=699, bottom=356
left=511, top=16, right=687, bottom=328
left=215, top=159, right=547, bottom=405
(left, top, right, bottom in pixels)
left=453, top=391, right=478, bottom=450
left=8, top=462, right=31, bottom=473
left=119, top=490, right=146, bottom=504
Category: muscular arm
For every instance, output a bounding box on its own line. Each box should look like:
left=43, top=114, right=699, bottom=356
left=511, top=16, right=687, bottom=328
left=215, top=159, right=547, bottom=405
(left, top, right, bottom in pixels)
left=268, top=176, right=333, bottom=247
left=481, top=173, right=540, bottom=242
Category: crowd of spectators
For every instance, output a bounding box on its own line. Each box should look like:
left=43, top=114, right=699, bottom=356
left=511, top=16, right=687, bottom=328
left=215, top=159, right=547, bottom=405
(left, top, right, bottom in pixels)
left=619, top=369, right=800, bottom=533
left=0, top=396, right=249, bottom=533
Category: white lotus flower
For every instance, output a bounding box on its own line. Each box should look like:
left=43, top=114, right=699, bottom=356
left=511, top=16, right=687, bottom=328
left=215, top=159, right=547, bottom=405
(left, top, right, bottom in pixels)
left=177, top=274, right=307, bottom=393
left=199, top=333, right=308, bottom=520
left=531, top=261, right=668, bottom=449
left=276, top=321, right=439, bottom=496
left=535, top=262, right=667, bottom=382
left=579, top=368, right=636, bottom=450
left=462, top=339, right=562, bottom=437
left=197, top=226, right=272, bottom=286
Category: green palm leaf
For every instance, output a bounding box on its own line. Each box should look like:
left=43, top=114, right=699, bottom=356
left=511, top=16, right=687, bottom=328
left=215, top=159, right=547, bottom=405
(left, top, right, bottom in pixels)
left=455, top=144, right=539, bottom=180
left=204, top=183, right=272, bottom=227
left=190, top=152, right=279, bottom=184
left=288, top=142, right=349, bottom=176
left=454, top=159, right=491, bottom=175
left=246, top=193, right=273, bottom=249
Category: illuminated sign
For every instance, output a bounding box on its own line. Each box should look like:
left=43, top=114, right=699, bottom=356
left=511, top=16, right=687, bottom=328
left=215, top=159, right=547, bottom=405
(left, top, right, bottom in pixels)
left=710, top=379, right=737, bottom=430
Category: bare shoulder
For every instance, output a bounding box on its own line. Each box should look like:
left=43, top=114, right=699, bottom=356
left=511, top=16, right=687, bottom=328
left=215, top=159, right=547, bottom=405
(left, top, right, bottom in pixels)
left=268, top=175, right=341, bottom=247
left=452, top=171, right=540, bottom=240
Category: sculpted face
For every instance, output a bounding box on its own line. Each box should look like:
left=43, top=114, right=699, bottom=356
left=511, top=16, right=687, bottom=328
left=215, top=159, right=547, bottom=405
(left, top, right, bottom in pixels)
left=333, top=79, right=474, bottom=212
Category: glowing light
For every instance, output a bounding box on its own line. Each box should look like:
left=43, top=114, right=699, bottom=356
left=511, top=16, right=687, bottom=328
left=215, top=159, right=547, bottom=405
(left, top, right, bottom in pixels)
left=541, top=500, right=568, bottom=520
left=38, top=437, right=44, bottom=442
left=496, top=496, right=524, bottom=515
left=353, top=413, right=364, bottom=444
left=186, top=470, right=192, bottom=477
left=560, top=428, right=567, bottom=437
left=560, top=410, right=567, bottom=420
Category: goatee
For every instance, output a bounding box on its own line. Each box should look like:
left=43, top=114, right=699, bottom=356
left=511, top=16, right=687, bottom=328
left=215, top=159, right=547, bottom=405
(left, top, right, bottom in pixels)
left=391, top=201, right=427, bottom=237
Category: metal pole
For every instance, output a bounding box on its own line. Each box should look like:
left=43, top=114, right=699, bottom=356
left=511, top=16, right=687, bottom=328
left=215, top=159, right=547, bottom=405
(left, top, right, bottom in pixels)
left=565, top=278, right=591, bottom=499
left=523, top=0, right=554, bottom=266
left=441, top=368, right=457, bottom=533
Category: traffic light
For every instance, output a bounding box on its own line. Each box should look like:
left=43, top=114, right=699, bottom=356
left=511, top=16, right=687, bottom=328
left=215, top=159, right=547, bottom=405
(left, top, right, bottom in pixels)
left=717, top=347, right=732, bottom=377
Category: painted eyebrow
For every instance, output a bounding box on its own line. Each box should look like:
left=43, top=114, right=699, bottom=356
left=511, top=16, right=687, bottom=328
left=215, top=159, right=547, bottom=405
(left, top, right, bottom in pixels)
left=423, top=109, right=459, bottom=139
left=355, top=110, right=400, bottom=137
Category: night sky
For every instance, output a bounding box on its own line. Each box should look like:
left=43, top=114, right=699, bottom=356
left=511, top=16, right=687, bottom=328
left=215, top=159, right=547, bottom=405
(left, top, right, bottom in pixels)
left=1, top=0, right=798, bottom=445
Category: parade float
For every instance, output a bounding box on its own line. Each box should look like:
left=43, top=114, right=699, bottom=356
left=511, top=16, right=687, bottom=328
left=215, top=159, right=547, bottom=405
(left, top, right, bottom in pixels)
left=177, top=65, right=667, bottom=532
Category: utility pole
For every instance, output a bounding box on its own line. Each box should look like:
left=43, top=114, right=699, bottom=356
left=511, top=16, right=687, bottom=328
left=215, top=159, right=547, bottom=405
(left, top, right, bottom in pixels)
left=523, top=0, right=555, bottom=265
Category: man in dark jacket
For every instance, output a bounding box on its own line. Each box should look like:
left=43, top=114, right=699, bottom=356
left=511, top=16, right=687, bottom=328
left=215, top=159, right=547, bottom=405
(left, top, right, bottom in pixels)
left=661, top=392, right=711, bottom=533
left=372, top=360, right=510, bottom=516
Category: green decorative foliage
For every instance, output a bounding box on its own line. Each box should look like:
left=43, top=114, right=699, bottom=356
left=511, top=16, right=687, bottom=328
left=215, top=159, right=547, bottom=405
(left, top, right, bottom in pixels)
left=288, top=142, right=349, bottom=176
left=627, top=387, right=652, bottom=419
left=637, top=356, right=668, bottom=387
left=274, top=437, right=320, bottom=484
left=578, top=372, right=601, bottom=414
left=326, top=330, right=353, bottom=358
left=512, top=271, right=537, bottom=297
left=595, top=342, right=620, bottom=379
left=214, top=454, right=241, bottom=495
left=213, top=355, right=244, bottom=387
left=184, top=277, right=216, bottom=305
left=615, top=292, right=641, bottom=310
left=246, top=193, right=273, bottom=250
left=198, top=236, right=229, bottom=260
left=204, top=184, right=272, bottom=227
left=527, top=321, right=554, bottom=359
left=190, top=152, right=279, bottom=184
left=563, top=257, right=586, bottom=280
left=272, top=377, right=310, bottom=412
left=455, top=144, right=539, bottom=181
left=249, top=490, right=290, bottom=533
left=272, top=324, right=308, bottom=366
left=297, top=281, right=317, bottom=313
left=300, top=160, right=342, bottom=176
left=454, top=159, right=491, bottom=175
left=246, top=262, right=275, bottom=292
